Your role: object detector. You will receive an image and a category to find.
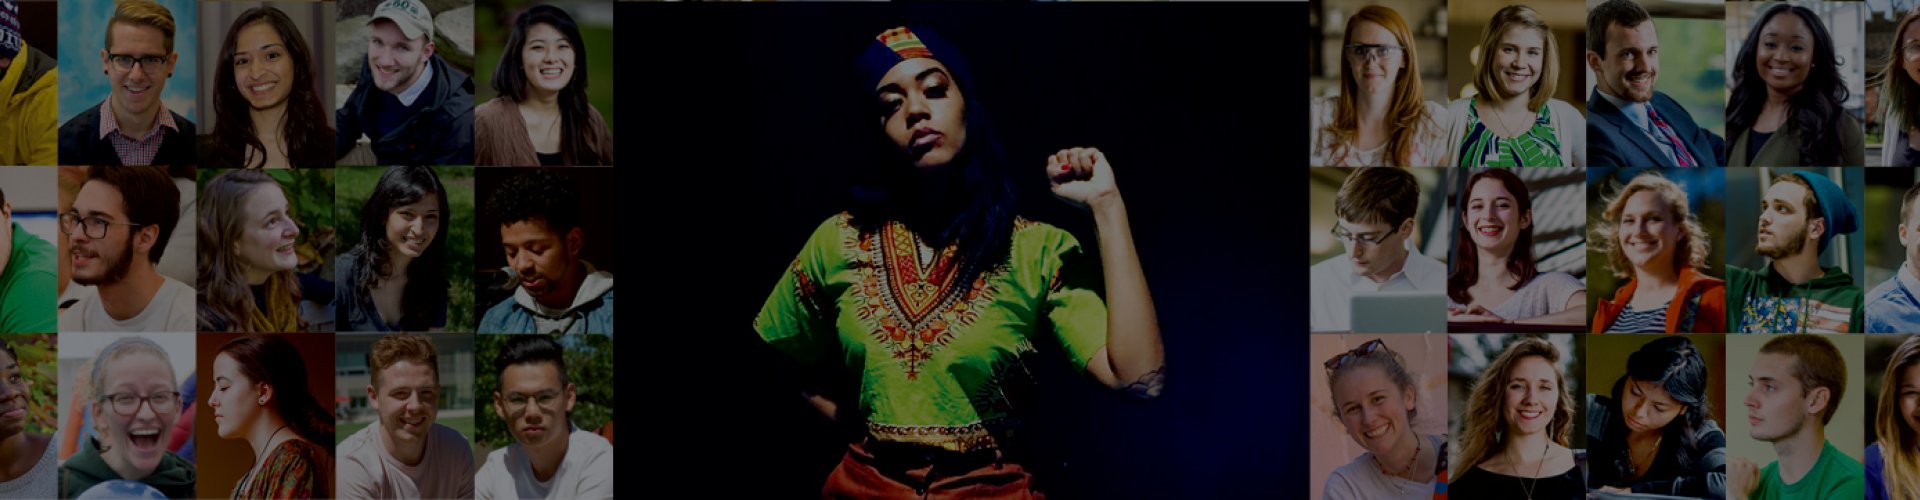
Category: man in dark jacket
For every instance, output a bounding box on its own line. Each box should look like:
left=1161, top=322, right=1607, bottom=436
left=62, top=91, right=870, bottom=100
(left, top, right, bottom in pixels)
left=336, top=0, right=474, bottom=166
left=56, top=0, right=196, bottom=167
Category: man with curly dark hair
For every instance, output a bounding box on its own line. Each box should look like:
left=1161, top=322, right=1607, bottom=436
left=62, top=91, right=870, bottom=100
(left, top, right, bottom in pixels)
left=479, top=170, right=611, bottom=335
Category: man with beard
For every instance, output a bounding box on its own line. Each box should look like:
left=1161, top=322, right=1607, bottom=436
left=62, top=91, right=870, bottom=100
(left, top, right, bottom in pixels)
left=335, top=0, right=474, bottom=165
left=58, top=166, right=193, bottom=332
left=476, top=335, right=612, bottom=500
left=479, top=171, right=613, bottom=335
left=1727, top=171, right=1863, bottom=333
left=1585, top=0, right=1725, bottom=167
left=337, top=333, right=475, bottom=498
left=1727, top=334, right=1863, bottom=500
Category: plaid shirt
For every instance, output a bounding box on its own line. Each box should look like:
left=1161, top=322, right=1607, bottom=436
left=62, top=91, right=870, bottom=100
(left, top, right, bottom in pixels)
left=96, top=101, right=177, bottom=166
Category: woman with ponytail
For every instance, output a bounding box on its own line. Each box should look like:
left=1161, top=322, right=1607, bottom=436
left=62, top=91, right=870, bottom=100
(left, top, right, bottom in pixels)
left=207, top=334, right=333, bottom=498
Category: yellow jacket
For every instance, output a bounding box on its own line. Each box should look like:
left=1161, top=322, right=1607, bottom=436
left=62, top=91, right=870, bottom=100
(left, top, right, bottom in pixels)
left=0, top=43, right=56, bottom=166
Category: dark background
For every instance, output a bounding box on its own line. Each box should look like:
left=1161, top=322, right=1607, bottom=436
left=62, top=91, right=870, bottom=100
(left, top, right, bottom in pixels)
left=622, top=2, right=1301, bottom=497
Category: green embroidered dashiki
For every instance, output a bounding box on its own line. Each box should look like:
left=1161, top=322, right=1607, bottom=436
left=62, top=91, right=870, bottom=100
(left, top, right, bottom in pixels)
left=1457, top=99, right=1565, bottom=167
left=755, top=214, right=1109, bottom=452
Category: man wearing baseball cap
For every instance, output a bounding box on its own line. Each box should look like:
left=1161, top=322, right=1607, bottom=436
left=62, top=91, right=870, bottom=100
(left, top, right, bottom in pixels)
left=336, top=0, right=474, bottom=165
left=1726, top=171, right=1865, bottom=333
left=0, top=0, right=55, bottom=166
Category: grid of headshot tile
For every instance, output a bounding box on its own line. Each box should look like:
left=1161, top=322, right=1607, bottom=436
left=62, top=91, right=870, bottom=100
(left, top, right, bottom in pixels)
left=0, top=0, right=618, bottom=498
left=1305, top=165, right=1920, bottom=500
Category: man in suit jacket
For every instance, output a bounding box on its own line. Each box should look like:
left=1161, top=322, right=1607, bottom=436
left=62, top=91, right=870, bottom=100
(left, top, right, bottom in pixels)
left=1586, top=0, right=1724, bottom=167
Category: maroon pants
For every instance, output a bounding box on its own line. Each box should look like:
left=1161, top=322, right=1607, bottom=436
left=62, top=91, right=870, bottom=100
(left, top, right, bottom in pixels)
left=821, top=439, right=1044, bottom=499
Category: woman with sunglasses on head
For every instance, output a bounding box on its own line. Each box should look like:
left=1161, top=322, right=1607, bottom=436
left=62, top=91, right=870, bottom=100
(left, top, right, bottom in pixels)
left=1323, top=338, right=1446, bottom=499
left=1311, top=6, right=1451, bottom=166
left=1449, top=337, right=1582, bottom=499
left=1586, top=336, right=1726, bottom=498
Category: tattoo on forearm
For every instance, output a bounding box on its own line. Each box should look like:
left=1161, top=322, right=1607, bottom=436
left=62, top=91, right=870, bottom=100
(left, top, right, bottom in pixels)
left=1122, top=366, right=1166, bottom=399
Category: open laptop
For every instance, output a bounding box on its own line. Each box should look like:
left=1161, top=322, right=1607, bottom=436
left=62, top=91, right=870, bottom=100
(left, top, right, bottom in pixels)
left=1350, top=290, right=1446, bottom=334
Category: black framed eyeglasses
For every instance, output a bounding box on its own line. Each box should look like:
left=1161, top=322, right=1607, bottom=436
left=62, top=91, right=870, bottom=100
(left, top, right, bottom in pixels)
left=59, top=213, right=145, bottom=239
left=1325, top=339, right=1388, bottom=372
left=107, top=54, right=168, bottom=75
left=100, top=391, right=181, bottom=417
left=1331, top=223, right=1401, bottom=247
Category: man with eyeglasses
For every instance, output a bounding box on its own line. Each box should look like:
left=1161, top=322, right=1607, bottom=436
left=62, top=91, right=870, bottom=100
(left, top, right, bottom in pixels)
left=56, top=0, right=196, bottom=166
left=58, top=166, right=194, bottom=332
left=1309, top=167, right=1443, bottom=332
left=338, top=333, right=475, bottom=498
left=1585, top=0, right=1724, bottom=167
left=476, top=335, right=612, bottom=500
left=59, top=335, right=195, bottom=498
left=336, top=0, right=475, bottom=165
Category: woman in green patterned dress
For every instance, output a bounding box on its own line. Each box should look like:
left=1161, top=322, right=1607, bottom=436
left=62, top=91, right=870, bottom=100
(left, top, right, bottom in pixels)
left=1444, top=5, right=1588, bottom=167
left=753, top=25, right=1166, bottom=498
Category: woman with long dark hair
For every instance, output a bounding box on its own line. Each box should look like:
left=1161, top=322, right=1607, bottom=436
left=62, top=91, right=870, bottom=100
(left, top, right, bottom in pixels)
left=197, top=169, right=333, bottom=332
left=474, top=5, right=613, bottom=166
left=1726, top=3, right=1863, bottom=166
left=1322, top=339, right=1448, bottom=499
left=1447, top=168, right=1586, bottom=326
left=207, top=334, right=333, bottom=498
left=1586, top=336, right=1727, bottom=497
left=202, top=6, right=335, bottom=168
left=753, top=26, right=1165, bottom=496
left=334, top=166, right=448, bottom=332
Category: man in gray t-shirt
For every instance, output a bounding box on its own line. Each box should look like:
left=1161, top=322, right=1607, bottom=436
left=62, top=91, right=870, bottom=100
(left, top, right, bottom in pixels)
left=337, top=333, right=474, bottom=498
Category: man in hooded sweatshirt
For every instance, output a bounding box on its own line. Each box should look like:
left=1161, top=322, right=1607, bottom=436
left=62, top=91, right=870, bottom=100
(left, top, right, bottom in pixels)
left=1726, top=171, right=1864, bottom=333
left=479, top=170, right=613, bottom=335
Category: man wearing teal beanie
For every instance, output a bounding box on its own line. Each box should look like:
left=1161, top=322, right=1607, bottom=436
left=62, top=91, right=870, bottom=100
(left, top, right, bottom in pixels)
left=1727, top=171, right=1864, bottom=333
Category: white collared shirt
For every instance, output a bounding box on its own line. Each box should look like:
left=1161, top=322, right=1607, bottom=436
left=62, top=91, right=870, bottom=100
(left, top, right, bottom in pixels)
left=394, top=59, right=435, bottom=107
left=1309, top=245, right=1446, bottom=331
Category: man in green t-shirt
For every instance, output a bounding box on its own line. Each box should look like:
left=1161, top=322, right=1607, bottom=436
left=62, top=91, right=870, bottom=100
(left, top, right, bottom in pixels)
left=1725, top=171, right=1863, bottom=333
left=1729, top=335, right=1864, bottom=500
left=0, top=185, right=52, bottom=332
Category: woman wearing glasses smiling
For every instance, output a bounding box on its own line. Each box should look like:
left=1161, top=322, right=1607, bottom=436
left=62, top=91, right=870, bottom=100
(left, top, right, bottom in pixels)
left=1311, top=6, right=1451, bottom=166
left=1322, top=338, right=1447, bottom=499
left=1879, top=11, right=1920, bottom=166
left=59, top=336, right=195, bottom=498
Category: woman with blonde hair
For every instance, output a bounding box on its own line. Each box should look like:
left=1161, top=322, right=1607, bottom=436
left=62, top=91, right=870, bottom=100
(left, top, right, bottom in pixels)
left=1449, top=337, right=1583, bottom=499
left=1310, top=6, right=1450, bottom=166
left=1444, top=5, right=1586, bottom=167
left=1868, top=335, right=1920, bottom=500
left=1589, top=171, right=1726, bottom=333
left=1321, top=339, right=1447, bottom=499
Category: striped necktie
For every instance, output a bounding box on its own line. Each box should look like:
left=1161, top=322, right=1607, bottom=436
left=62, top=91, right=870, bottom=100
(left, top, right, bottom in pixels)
left=1646, top=107, right=1696, bottom=167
